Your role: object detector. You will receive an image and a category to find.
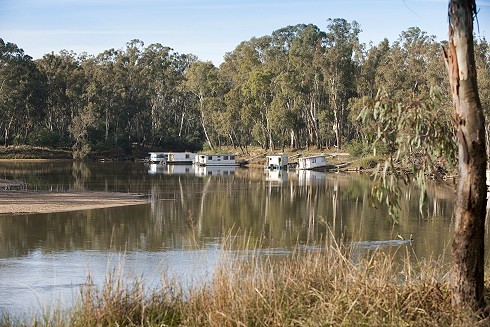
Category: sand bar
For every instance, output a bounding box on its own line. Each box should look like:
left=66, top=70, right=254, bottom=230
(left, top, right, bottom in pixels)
left=0, top=189, right=149, bottom=215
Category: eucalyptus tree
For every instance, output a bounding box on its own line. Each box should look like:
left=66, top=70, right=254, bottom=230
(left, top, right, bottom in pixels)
left=375, top=28, right=446, bottom=104
left=444, top=0, right=486, bottom=310
left=241, top=67, right=274, bottom=149
left=36, top=51, right=86, bottom=142
left=347, top=39, right=390, bottom=142
left=287, top=24, right=326, bottom=148
left=0, top=39, right=44, bottom=146
left=319, top=18, right=361, bottom=149
left=139, top=43, right=175, bottom=144
left=356, top=39, right=390, bottom=100
left=116, top=39, right=147, bottom=147
left=360, top=0, right=487, bottom=311
left=220, top=41, right=262, bottom=149
left=184, top=61, right=223, bottom=150
left=269, top=72, right=304, bottom=150
left=474, top=38, right=490, bottom=159
left=82, top=48, right=122, bottom=145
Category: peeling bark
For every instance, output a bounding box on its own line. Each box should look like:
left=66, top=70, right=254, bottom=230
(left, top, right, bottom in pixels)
left=444, top=0, right=486, bottom=311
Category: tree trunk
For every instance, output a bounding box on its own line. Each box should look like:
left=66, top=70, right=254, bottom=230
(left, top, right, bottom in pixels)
left=444, top=0, right=486, bottom=311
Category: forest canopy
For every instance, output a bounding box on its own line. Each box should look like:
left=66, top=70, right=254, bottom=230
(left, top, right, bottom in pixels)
left=1, top=19, right=489, bottom=159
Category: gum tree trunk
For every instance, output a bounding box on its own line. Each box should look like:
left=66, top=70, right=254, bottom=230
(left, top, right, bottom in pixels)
left=444, top=0, right=486, bottom=310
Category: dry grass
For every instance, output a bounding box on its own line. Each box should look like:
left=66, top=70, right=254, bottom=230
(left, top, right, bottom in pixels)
left=4, top=244, right=487, bottom=327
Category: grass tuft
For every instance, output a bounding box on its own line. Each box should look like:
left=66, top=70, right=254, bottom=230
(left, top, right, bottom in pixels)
left=2, top=244, right=486, bottom=326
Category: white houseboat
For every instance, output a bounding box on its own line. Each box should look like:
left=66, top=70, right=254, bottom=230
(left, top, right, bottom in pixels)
left=194, top=154, right=239, bottom=166
left=148, top=152, right=168, bottom=164
left=298, top=155, right=328, bottom=170
left=265, top=153, right=289, bottom=170
left=167, top=152, right=197, bottom=165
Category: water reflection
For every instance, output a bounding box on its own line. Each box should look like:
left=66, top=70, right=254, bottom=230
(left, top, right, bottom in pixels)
left=0, top=161, right=476, bottom=318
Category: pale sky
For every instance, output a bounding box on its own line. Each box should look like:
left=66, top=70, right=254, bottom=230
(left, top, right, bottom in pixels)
left=1, top=0, right=489, bottom=66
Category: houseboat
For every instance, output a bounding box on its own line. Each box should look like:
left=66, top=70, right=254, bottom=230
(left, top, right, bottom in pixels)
left=167, top=152, right=197, bottom=165
left=265, top=153, right=289, bottom=170
left=148, top=152, right=168, bottom=164
left=194, top=154, right=239, bottom=166
left=297, top=155, right=328, bottom=170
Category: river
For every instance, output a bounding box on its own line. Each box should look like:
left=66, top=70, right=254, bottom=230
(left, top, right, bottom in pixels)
left=0, top=160, right=485, bottom=319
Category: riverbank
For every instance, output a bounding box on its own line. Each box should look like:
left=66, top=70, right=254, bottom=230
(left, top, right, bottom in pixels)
left=0, top=145, right=367, bottom=170
left=4, top=244, right=486, bottom=326
left=0, top=189, right=148, bottom=215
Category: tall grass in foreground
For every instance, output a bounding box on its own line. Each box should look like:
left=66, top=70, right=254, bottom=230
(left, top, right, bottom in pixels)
left=4, top=245, right=488, bottom=326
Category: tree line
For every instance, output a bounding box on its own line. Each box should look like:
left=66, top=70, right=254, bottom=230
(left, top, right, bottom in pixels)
left=1, top=19, right=489, bottom=158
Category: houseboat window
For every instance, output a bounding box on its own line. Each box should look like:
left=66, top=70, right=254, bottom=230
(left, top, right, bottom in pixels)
left=312, top=158, right=316, bottom=163
left=224, top=156, right=228, bottom=160
left=208, top=156, right=212, bottom=160
left=230, top=155, right=235, bottom=160
left=185, top=154, right=190, bottom=159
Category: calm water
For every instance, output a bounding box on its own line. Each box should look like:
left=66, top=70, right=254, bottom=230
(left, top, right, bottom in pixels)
left=0, top=160, right=485, bottom=318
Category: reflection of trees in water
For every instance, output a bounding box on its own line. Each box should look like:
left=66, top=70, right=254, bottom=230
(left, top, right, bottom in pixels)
left=72, top=161, right=91, bottom=190
left=0, top=162, right=472, bottom=261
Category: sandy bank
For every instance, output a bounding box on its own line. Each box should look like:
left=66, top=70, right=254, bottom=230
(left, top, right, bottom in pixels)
left=0, top=190, right=149, bottom=215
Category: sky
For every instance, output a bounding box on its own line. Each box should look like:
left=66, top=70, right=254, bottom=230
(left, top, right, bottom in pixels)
left=1, top=0, right=489, bottom=66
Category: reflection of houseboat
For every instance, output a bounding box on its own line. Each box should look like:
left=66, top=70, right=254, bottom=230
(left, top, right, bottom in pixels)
left=167, top=152, right=197, bottom=165
left=265, top=169, right=288, bottom=184
left=194, top=165, right=237, bottom=176
left=148, top=163, right=165, bottom=174
left=166, top=165, right=193, bottom=175
left=298, top=169, right=326, bottom=186
left=147, top=163, right=193, bottom=175
left=265, top=153, right=288, bottom=170
left=298, top=155, right=328, bottom=170
left=148, top=152, right=168, bottom=164
left=194, top=154, right=239, bottom=166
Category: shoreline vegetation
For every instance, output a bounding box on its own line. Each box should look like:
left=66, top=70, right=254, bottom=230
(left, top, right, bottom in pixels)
left=0, top=144, right=375, bottom=169
left=2, top=243, right=488, bottom=326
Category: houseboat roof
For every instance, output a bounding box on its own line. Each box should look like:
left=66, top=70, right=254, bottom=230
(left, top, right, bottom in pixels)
left=299, top=154, right=326, bottom=160
left=266, top=153, right=288, bottom=157
left=197, top=153, right=234, bottom=156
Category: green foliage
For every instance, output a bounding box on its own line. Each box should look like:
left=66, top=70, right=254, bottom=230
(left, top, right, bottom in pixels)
left=72, top=143, right=91, bottom=160
left=345, top=140, right=372, bottom=158
left=1, top=30, right=489, bottom=159
left=26, top=127, right=69, bottom=147
left=359, top=87, right=456, bottom=222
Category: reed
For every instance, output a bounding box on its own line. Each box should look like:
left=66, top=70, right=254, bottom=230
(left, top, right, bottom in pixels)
left=3, top=243, right=486, bottom=326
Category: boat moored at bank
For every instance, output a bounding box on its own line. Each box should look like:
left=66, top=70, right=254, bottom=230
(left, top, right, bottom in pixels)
left=297, top=155, right=328, bottom=170
left=194, top=154, right=239, bottom=166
